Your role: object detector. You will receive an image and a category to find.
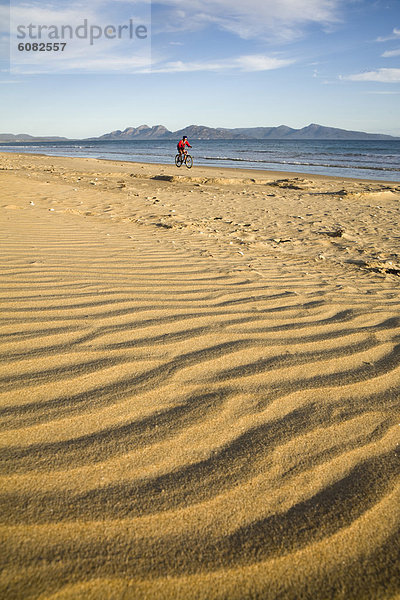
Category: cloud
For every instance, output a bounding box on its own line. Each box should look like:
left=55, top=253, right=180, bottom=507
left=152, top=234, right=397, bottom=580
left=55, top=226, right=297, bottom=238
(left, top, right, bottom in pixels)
left=234, top=55, right=295, bottom=71
left=343, top=68, right=400, bottom=83
left=150, top=54, right=295, bottom=73
left=366, top=91, right=400, bottom=95
left=7, top=0, right=151, bottom=75
left=5, top=3, right=99, bottom=34
left=154, top=0, right=342, bottom=42
left=376, top=27, right=400, bottom=42
left=382, top=48, right=400, bottom=58
left=10, top=54, right=150, bottom=75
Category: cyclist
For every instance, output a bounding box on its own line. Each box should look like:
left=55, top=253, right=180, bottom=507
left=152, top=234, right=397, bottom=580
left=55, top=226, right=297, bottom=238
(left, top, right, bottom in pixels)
left=177, top=135, right=192, bottom=158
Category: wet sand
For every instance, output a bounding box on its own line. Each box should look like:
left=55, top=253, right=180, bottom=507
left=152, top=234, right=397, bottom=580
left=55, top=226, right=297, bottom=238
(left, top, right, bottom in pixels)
left=0, top=152, right=399, bottom=599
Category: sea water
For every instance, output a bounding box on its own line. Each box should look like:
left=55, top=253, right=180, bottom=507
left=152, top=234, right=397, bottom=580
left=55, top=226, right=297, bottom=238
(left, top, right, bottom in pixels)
left=1, top=138, right=399, bottom=182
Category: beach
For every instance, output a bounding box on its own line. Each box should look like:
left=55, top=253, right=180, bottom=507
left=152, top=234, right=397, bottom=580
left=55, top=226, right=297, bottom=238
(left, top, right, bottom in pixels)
left=0, top=151, right=399, bottom=599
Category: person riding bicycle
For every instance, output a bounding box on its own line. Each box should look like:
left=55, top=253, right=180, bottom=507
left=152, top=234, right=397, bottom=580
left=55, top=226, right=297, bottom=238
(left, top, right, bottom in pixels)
left=177, top=135, right=192, bottom=157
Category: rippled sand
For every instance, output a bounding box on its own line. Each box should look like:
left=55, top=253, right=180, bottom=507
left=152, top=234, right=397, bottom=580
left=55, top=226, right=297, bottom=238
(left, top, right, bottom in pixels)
left=1, top=153, right=399, bottom=599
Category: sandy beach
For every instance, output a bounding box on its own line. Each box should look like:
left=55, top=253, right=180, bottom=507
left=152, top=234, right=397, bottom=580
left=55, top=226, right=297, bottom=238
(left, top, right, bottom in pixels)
left=0, top=151, right=399, bottom=599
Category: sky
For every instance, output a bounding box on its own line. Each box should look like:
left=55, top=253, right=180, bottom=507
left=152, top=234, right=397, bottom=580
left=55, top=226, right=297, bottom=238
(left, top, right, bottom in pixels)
left=0, top=0, right=399, bottom=138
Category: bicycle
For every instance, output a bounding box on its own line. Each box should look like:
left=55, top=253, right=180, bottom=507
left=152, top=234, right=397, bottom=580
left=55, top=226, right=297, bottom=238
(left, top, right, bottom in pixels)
left=175, top=152, right=193, bottom=169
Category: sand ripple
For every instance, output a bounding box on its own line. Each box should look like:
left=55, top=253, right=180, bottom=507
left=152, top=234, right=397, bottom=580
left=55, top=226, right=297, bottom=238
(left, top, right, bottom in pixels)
left=1, top=156, right=399, bottom=599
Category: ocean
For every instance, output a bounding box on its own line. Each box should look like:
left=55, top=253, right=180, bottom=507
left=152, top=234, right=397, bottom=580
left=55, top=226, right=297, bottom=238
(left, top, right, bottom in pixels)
left=1, top=138, right=399, bottom=182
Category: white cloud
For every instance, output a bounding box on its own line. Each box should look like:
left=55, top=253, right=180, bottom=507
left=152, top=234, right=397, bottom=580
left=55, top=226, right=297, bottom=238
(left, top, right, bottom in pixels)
left=234, top=55, right=294, bottom=71
left=376, top=27, right=400, bottom=42
left=344, top=68, right=400, bottom=83
left=382, top=48, right=400, bottom=58
left=150, top=54, right=294, bottom=73
left=155, top=0, right=342, bottom=41
left=366, top=91, right=400, bottom=95
left=6, top=3, right=99, bottom=33
left=10, top=54, right=150, bottom=75
left=7, top=0, right=151, bottom=75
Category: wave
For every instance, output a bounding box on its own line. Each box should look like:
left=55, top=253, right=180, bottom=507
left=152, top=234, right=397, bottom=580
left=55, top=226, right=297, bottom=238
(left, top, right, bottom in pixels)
left=1, top=140, right=399, bottom=180
left=199, top=155, right=400, bottom=172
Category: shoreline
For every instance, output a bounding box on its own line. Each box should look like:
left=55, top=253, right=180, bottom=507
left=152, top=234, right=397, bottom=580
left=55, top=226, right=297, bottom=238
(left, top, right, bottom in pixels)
left=1, top=150, right=399, bottom=185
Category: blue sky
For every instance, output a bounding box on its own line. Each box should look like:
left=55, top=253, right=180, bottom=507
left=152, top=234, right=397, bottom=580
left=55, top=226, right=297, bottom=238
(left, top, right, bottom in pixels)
left=0, top=0, right=399, bottom=137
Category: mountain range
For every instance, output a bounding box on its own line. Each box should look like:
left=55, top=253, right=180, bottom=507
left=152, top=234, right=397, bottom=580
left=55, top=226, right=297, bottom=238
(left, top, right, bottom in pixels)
left=92, top=123, right=399, bottom=141
left=0, top=124, right=398, bottom=142
left=0, top=133, right=68, bottom=142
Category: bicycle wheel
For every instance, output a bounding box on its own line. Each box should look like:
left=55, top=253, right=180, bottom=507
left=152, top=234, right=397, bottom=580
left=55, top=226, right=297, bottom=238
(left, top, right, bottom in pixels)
left=185, top=154, right=193, bottom=169
left=175, top=154, right=183, bottom=167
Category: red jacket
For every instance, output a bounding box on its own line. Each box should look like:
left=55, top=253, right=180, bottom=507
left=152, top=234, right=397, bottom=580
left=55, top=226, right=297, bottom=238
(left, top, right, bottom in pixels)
left=177, top=139, right=191, bottom=150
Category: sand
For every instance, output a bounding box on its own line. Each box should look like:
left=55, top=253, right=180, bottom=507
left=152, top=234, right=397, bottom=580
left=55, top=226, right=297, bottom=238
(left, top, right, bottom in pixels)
left=0, top=152, right=399, bottom=600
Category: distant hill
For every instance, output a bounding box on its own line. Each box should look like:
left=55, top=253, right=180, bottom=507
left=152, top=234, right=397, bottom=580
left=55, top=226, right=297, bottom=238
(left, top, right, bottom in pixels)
left=1, top=124, right=398, bottom=142
left=96, top=125, right=170, bottom=140
left=0, top=133, right=69, bottom=142
left=90, top=123, right=399, bottom=141
left=170, top=125, right=246, bottom=140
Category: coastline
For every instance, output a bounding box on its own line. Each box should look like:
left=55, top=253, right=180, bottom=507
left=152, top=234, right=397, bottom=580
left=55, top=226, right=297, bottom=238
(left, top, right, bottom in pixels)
left=1, top=150, right=400, bottom=599
left=1, top=138, right=399, bottom=183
